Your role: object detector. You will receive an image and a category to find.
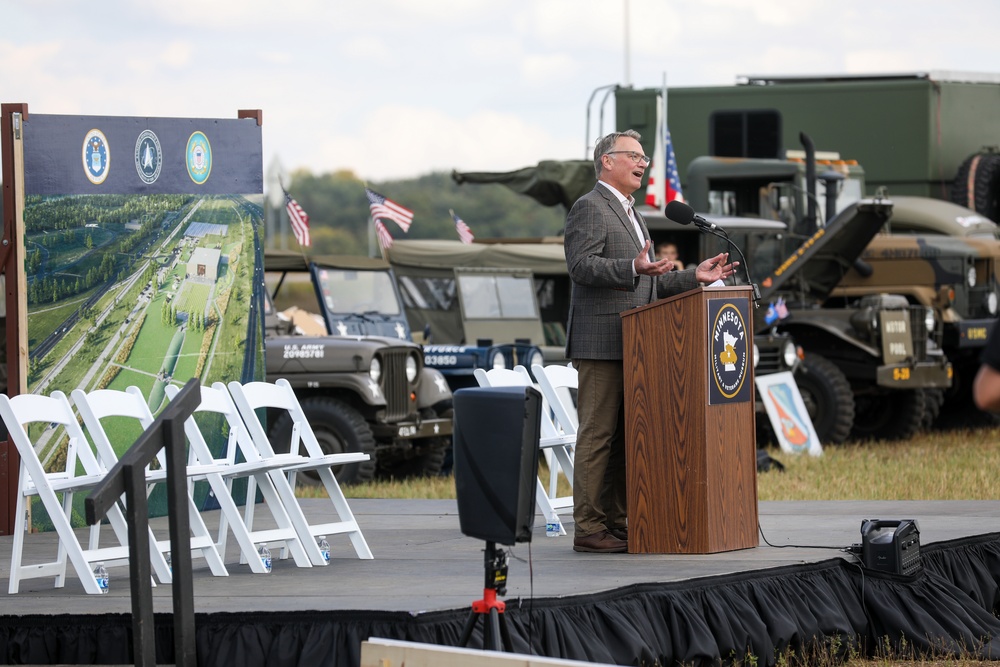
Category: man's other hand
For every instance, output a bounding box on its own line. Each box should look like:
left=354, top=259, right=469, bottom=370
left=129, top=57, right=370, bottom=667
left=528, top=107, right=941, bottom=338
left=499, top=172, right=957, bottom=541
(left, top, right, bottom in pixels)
left=695, top=252, right=739, bottom=283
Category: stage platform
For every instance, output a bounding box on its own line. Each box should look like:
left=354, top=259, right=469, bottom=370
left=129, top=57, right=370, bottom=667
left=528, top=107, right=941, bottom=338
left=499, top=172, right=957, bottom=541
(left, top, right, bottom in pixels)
left=1, top=499, right=999, bottom=665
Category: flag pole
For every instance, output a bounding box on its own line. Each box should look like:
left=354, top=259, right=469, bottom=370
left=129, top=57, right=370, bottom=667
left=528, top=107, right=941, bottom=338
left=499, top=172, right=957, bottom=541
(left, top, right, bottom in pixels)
left=662, top=72, right=668, bottom=214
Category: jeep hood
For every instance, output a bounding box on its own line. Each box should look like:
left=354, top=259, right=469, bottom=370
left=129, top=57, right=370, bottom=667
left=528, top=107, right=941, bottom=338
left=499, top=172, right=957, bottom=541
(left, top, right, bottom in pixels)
left=759, top=198, right=894, bottom=302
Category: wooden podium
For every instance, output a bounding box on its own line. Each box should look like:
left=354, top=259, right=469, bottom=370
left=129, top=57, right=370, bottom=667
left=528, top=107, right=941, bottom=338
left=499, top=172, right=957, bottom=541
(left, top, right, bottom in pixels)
left=621, top=286, right=758, bottom=554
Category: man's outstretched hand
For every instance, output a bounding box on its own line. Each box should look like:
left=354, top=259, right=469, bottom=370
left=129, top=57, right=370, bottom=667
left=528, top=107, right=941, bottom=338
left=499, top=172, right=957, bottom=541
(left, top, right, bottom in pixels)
left=695, top=252, right=738, bottom=283
left=634, top=240, right=674, bottom=276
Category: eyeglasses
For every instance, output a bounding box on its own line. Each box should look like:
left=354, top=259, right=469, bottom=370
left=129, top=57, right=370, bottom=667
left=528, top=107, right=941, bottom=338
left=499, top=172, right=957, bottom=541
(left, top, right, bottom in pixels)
left=605, top=151, right=651, bottom=166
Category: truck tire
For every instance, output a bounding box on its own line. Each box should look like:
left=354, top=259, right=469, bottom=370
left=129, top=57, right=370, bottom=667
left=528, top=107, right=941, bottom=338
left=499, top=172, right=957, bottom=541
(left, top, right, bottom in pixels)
left=794, top=353, right=855, bottom=444
left=851, top=389, right=926, bottom=441
left=952, top=152, right=1000, bottom=222
left=921, top=388, right=945, bottom=430
left=269, top=397, right=377, bottom=485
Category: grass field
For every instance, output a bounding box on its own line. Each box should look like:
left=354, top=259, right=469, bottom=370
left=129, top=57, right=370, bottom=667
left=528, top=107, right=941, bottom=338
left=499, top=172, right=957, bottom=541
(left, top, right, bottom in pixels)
left=107, top=366, right=155, bottom=397
left=126, top=298, right=179, bottom=374
left=316, top=426, right=1000, bottom=502
left=173, top=328, right=206, bottom=380
left=174, top=281, right=211, bottom=317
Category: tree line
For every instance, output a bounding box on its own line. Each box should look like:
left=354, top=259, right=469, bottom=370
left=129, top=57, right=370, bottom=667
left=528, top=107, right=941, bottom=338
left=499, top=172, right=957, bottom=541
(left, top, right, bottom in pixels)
left=272, top=170, right=568, bottom=255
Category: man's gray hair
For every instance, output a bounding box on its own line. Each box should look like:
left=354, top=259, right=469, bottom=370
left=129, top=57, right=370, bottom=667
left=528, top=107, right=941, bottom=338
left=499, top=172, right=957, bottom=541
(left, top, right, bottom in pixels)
left=593, top=130, right=642, bottom=178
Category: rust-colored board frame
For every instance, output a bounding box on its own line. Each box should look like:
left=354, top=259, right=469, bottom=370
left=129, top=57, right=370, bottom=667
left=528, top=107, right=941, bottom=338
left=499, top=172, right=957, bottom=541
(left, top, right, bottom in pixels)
left=1, top=103, right=28, bottom=536
left=622, top=285, right=759, bottom=554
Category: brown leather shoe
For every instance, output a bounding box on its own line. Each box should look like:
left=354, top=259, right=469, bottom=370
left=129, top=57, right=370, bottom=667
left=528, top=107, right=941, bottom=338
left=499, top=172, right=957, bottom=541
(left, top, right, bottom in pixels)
left=573, top=530, right=627, bottom=553
left=609, top=526, right=628, bottom=542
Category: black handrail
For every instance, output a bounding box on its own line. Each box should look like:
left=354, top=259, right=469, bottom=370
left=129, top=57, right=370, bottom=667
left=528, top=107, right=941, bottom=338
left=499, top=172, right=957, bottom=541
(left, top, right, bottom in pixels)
left=85, top=378, right=201, bottom=667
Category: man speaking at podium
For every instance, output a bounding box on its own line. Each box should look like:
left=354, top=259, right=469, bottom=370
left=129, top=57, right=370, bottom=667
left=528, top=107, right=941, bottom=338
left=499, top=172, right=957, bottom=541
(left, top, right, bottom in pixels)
left=564, top=130, right=737, bottom=553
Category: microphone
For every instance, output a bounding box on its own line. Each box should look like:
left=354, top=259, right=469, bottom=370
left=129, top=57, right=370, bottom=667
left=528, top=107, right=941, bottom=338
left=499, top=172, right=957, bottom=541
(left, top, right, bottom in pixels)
left=664, top=201, right=761, bottom=307
left=665, top=200, right=717, bottom=231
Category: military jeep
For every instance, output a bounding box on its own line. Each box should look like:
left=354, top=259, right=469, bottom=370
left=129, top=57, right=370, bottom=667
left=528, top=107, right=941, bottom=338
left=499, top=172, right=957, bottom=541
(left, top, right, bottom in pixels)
left=263, top=250, right=453, bottom=482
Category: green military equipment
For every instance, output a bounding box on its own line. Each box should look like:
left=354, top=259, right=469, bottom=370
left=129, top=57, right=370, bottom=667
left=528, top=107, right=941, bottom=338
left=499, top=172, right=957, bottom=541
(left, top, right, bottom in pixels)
left=615, top=73, right=1000, bottom=212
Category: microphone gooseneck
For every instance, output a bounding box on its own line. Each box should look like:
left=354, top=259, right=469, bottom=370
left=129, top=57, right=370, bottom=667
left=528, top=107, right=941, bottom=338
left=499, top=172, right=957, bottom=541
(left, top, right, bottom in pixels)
left=664, top=201, right=761, bottom=307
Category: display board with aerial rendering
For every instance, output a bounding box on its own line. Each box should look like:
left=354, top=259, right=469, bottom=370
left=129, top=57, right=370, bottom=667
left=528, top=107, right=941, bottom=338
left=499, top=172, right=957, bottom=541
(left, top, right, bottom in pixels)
left=17, top=112, right=265, bottom=525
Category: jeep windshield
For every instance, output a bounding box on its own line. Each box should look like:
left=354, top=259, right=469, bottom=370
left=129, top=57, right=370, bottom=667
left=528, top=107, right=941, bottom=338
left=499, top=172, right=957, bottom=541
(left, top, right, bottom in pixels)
left=314, top=267, right=402, bottom=317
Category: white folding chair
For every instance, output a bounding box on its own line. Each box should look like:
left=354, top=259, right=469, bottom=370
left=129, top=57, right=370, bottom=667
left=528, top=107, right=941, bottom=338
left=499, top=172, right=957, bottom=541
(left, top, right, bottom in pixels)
left=0, top=391, right=167, bottom=594
left=531, top=363, right=579, bottom=437
left=473, top=366, right=575, bottom=535
left=163, top=383, right=321, bottom=569
left=531, top=363, right=578, bottom=503
left=227, top=379, right=373, bottom=560
left=71, top=386, right=229, bottom=577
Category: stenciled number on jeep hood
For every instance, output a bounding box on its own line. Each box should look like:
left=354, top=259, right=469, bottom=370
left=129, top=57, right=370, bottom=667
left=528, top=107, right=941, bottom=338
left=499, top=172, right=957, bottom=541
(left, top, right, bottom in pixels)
left=283, top=344, right=325, bottom=359
left=425, top=354, right=458, bottom=366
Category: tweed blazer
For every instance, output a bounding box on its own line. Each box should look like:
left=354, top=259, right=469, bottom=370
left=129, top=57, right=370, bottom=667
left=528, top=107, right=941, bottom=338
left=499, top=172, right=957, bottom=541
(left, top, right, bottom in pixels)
left=564, top=184, right=698, bottom=360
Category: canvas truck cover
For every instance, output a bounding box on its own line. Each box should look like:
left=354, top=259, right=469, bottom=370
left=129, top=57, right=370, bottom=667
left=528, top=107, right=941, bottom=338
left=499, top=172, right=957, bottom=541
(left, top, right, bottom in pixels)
left=264, top=248, right=393, bottom=272
left=386, top=239, right=567, bottom=275
left=453, top=160, right=597, bottom=209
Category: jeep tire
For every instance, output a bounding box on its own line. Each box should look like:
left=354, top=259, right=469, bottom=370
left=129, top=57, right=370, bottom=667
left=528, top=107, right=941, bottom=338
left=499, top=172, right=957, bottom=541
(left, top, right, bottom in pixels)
left=851, top=389, right=926, bottom=441
left=795, top=353, right=855, bottom=444
left=269, top=397, right=377, bottom=485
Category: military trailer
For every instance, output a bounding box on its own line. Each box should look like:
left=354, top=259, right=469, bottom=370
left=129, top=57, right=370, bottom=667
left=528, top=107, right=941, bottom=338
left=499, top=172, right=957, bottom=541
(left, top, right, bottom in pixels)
left=615, top=73, right=1000, bottom=217
left=263, top=250, right=453, bottom=482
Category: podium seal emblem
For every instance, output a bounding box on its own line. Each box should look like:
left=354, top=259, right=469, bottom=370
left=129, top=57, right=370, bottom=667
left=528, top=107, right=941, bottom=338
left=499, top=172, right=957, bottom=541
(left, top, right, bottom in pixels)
left=709, top=299, right=750, bottom=404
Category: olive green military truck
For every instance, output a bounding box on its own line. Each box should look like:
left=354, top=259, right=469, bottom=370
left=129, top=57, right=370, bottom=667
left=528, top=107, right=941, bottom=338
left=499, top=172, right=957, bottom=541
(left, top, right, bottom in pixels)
left=685, top=141, right=996, bottom=430
left=263, top=250, right=453, bottom=482
left=830, top=196, right=1000, bottom=424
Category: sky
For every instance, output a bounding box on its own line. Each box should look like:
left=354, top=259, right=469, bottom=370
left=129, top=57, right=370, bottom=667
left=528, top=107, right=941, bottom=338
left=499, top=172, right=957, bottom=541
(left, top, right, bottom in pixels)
left=5, top=0, right=1000, bottom=185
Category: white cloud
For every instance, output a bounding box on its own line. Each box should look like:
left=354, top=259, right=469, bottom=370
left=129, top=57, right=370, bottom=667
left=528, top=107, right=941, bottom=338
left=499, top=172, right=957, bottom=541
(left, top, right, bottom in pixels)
left=340, top=36, right=395, bottom=64
left=159, top=41, right=194, bottom=69
left=295, top=106, right=578, bottom=181
left=520, top=53, right=578, bottom=85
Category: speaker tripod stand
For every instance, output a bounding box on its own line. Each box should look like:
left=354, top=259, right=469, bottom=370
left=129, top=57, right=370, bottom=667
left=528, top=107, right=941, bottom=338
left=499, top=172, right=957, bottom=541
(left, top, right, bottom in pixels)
left=458, top=541, right=513, bottom=652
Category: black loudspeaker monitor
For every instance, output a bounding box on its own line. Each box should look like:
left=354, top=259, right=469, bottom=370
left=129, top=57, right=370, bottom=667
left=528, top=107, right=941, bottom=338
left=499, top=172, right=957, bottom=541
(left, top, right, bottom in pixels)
left=453, top=386, right=542, bottom=545
left=861, top=519, right=921, bottom=575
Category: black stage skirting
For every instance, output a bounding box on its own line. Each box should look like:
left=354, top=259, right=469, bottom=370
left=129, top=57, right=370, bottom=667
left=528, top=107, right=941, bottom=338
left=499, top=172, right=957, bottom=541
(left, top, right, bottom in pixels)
left=2, top=532, right=999, bottom=666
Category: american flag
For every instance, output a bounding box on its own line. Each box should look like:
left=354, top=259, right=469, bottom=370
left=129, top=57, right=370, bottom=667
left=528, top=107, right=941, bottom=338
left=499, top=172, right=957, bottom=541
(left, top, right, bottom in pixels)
left=374, top=219, right=394, bottom=250
left=366, top=188, right=413, bottom=232
left=451, top=210, right=475, bottom=244
left=664, top=128, right=685, bottom=204
left=283, top=188, right=311, bottom=247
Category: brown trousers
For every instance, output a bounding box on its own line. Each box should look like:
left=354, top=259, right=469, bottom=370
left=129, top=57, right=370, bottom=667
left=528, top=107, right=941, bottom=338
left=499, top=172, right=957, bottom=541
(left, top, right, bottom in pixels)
left=572, top=358, right=627, bottom=538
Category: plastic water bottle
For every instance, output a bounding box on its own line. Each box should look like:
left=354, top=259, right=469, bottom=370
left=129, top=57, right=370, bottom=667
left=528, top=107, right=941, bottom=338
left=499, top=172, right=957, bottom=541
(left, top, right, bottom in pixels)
left=93, top=563, right=109, bottom=594
left=165, top=551, right=172, bottom=575
left=545, top=512, right=561, bottom=537
left=257, top=544, right=272, bottom=573
left=317, top=536, right=331, bottom=563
